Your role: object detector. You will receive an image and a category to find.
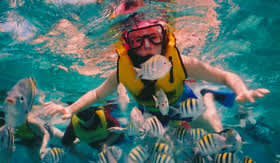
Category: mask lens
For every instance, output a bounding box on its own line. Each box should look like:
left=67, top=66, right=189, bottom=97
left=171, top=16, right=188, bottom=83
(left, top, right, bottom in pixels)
left=127, top=24, right=164, bottom=49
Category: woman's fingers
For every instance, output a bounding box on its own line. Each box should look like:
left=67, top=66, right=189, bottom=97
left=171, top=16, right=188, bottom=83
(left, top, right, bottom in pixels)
left=236, top=88, right=270, bottom=103
left=61, top=113, right=72, bottom=120
left=253, top=91, right=264, bottom=98
left=256, top=88, right=270, bottom=94
left=246, top=91, right=255, bottom=103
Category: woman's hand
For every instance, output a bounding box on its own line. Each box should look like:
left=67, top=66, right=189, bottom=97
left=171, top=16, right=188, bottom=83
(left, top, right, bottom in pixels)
left=43, top=102, right=72, bottom=119
left=235, top=88, right=270, bottom=103
left=40, top=147, right=50, bottom=160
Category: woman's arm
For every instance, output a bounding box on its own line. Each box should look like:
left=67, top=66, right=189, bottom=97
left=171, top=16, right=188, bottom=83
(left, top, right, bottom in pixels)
left=182, top=56, right=269, bottom=103
left=68, top=69, right=118, bottom=114
left=44, top=70, right=118, bottom=119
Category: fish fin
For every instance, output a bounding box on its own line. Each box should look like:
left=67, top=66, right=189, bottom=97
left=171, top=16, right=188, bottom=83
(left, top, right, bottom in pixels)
left=152, top=95, right=158, bottom=108
left=206, top=155, right=213, bottom=161
left=12, top=145, right=16, bottom=152
left=110, top=146, right=122, bottom=161
left=169, top=106, right=179, bottom=117
left=134, top=67, right=142, bottom=81
left=107, top=127, right=127, bottom=133
left=169, top=106, right=178, bottom=113
left=200, top=88, right=236, bottom=107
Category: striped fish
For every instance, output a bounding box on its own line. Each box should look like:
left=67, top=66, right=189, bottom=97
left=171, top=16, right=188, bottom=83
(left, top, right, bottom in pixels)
left=194, top=133, right=227, bottom=156
left=108, top=122, right=144, bottom=137
left=134, top=55, right=172, bottom=80
left=97, top=145, right=122, bottom=163
left=151, top=142, right=173, bottom=156
left=151, top=152, right=175, bottom=163
left=172, top=126, right=190, bottom=144
left=41, top=147, right=65, bottom=163
left=192, top=155, right=206, bottom=163
left=128, top=145, right=150, bottom=162
left=215, top=152, right=255, bottom=163
left=215, top=152, right=236, bottom=163
left=189, top=128, right=208, bottom=142
left=219, top=129, right=242, bottom=152
left=0, top=126, right=14, bottom=158
left=170, top=98, right=205, bottom=120
left=173, top=126, right=207, bottom=145
left=152, top=89, right=169, bottom=116
left=143, top=116, right=165, bottom=137
left=130, top=107, right=144, bottom=129
left=243, top=156, right=254, bottom=163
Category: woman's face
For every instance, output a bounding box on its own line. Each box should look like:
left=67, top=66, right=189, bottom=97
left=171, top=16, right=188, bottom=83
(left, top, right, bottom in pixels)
left=127, top=25, right=164, bottom=57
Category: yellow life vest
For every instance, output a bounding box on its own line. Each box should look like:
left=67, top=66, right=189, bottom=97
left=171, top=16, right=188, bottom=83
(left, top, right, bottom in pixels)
left=116, top=32, right=187, bottom=109
left=15, top=122, right=35, bottom=140
left=71, top=107, right=109, bottom=143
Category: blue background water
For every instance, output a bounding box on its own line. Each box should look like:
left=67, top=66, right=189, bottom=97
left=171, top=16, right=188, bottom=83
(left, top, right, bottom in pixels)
left=0, top=0, right=279, bottom=162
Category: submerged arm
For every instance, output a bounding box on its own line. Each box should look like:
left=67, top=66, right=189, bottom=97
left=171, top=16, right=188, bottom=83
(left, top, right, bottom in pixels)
left=68, top=70, right=118, bottom=114
left=26, top=115, right=50, bottom=158
left=45, top=70, right=118, bottom=119
left=182, top=56, right=269, bottom=103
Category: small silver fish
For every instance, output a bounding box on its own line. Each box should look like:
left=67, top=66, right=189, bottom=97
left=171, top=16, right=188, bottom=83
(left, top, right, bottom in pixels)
left=219, top=129, right=242, bottom=152
left=151, top=152, right=175, bottom=163
left=215, top=152, right=255, bottom=163
left=151, top=142, right=173, bottom=156
left=170, top=98, right=205, bottom=120
left=108, top=123, right=144, bottom=137
left=172, top=126, right=191, bottom=144
left=172, top=126, right=207, bottom=147
left=189, top=128, right=208, bottom=143
left=4, top=77, right=37, bottom=128
left=152, top=89, right=169, bottom=116
left=215, top=152, right=236, bottom=163
left=134, top=55, right=172, bottom=80
left=143, top=116, right=165, bottom=137
left=130, top=107, right=144, bottom=129
left=0, top=126, right=15, bottom=161
left=128, top=145, right=150, bottom=163
left=41, top=147, right=65, bottom=163
left=243, top=156, right=255, bottom=163
left=192, top=155, right=207, bottom=163
left=97, top=145, right=122, bottom=163
left=194, top=133, right=227, bottom=156
left=117, top=83, right=130, bottom=111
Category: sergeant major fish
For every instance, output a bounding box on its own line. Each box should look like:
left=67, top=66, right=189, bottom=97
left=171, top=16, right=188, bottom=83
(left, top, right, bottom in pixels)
left=143, top=116, right=165, bottom=137
left=134, top=55, right=172, bottom=80
left=219, top=129, right=243, bottom=153
left=128, top=145, right=150, bottom=163
left=108, top=122, right=145, bottom=137
left=97, top=145, right=122, bottom=163
left=41, top=147, right=65, bottom=163
left=151, top=152, right=175, bottom=163
left=152, top=89, right=169, bottom=116
left=215, top=152, right=255, bottom=163
left=4, top=77, right=36, bottom=128
left=172, top=126, right=207, bottom=146
left=0, top=126, right=15, bottom=163
left=170, top=98, right=205, bottom=120
left=193, top=133, right=228, bottom=156
left=130, top=107, right=144, bottom=129
left=151, top=142, right=173, bottom=156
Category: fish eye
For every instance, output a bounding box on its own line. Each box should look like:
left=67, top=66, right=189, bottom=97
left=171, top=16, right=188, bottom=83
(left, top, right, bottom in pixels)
left=19, top=96, right=24, bottom=102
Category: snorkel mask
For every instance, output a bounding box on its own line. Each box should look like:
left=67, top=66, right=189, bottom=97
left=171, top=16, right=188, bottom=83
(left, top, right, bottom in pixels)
left=121, top=19, right=168, bottom=51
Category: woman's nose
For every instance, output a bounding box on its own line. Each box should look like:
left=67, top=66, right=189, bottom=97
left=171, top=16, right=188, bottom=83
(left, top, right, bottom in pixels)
left=143, top=38, right=151, bottom=49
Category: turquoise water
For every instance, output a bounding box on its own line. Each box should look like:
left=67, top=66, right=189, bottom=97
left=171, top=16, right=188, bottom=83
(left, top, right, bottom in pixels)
left=0, top=0, right=279, bottom=162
